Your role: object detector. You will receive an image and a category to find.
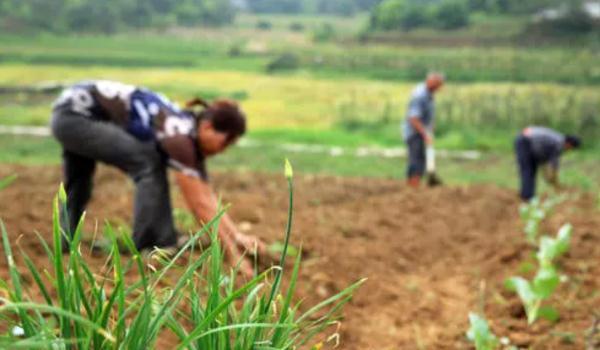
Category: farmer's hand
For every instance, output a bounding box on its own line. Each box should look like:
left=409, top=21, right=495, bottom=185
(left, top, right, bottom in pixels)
left=219, top=230, right=255, bottom=279
left=234, top=231, right=268, bottom=257
left=542, top=166, right=560, bottom=188
left=424, top=132, right=434, bottom=146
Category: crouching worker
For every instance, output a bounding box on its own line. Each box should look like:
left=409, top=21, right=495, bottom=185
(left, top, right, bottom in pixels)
left=514, top=126, right=581, bottom=201
left=51, top=80, right=263, bottom=275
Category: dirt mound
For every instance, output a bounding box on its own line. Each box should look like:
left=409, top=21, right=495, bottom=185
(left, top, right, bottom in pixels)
left=1, top=164, right=599, bottom=349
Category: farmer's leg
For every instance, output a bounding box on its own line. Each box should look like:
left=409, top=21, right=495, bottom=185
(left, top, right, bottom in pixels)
left=407, top=134, right=425, bottom=187
left=62, top=150, right=96, bottom=244
left=515, top=136, right=537, bottom=201
left=131, top=157, right=178, bottom=250
left=51, top=110, right=178, bottom=250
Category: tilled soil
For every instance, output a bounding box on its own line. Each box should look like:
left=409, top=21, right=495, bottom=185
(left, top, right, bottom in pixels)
left=1, top=164, right=599, bottom=349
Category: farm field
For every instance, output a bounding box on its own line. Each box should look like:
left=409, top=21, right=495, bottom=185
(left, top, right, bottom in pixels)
left=1, top=4, right=600, bottom=348
left=1, top=134, right=600, bottom=193
left=1, top=164, right=599, bottom=349
left=1, top=63, right=599, bottom=155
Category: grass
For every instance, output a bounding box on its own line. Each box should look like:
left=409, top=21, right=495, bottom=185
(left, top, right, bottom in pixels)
left=0, top=174, right=17, bottom=190
left=1, top=134, right=598, bottom=193
left=1, top=31, right=599, bottom=84
left=1, top=64, right=599, bottom=146
left=0, top=163, right=365, bottom=348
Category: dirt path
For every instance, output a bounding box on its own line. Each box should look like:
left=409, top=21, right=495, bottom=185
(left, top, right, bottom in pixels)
left=1, top=164, right=598, bottom=349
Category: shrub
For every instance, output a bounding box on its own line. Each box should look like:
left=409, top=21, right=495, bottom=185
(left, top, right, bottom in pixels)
left=551, top=7, right=597, bottom=33
left=399, top=2, right=432, bottom=30
left=289, top=22, right=305, bottom=32
left=370, top=0, right=431, bottom=31
left=312, top=23, right=336, bottom=42
left=256, top=20, right=273, bottom=30
left=435, top=0, right=470, bottom=30
left=530, top=7, right=597, bottom=35
left=227, top=41, right=245, bottom=57
left=266, top=53, right=300, bottom=72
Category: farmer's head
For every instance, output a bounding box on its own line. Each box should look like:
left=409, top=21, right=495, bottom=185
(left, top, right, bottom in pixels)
left=426, top=72, right=445, bottom=93
left=564, top=134, right=582, bottom=151
left=187, top=98, right=247, bottom=157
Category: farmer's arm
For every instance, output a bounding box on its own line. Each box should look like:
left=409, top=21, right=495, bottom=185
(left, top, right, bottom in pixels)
left=175, top=172, right=253, bottom=275
left=408, top=96, right=433, bottom=144
left=175, top=172, right=237, bottom=235
left=542, top=158, right=561, bottom=189
left=409, top=117, right=433, bottom=145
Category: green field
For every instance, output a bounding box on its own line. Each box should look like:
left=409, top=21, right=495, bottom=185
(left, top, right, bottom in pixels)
left=2, top=64, right=598, bottom=149
left=1, top=27, right=599, bottom=84
left=1, top=18, right=599, bottom=191
left=2, top=134, right=599, bottom=194
left=2, top=6, right=600, bottom=350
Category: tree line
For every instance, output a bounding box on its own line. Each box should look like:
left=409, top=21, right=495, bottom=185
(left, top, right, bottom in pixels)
left=243, top=0, right=383, bottom=16
left=0, top=0, right=236, bottom=33
left=0, top=0, right=383, bottom=33
left=369, top=0, right=597, bottom=32
left=1, top=0, right=595, bottom=34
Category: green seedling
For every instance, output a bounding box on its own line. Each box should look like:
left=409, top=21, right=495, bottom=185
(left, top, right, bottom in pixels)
left=268, top=241, right=299, bottom=257
left=519, top=196, right=565, bottom=244
left=506, top=224, right=571, bottom=324
left=519, top=198, right=545, bottom=244
left=466, top=313, right=499, bottom=350
left=505, top=271, right=560, bottom=324
left=537, top=224, right=572, bottom=267
left=0, top=174, right=17, bottom=190
left=551, top=331, right=576, bottom=344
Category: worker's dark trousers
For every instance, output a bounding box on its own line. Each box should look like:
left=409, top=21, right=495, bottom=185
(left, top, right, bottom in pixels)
left=406, top=134, right=426, bottom=178
left=50, top=108, right=178, bottom=251
left=515, top=135, right=538, bottom=201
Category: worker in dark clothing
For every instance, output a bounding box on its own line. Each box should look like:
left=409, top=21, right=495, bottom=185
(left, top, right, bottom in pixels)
left=514, top=126, right=581, bottom=201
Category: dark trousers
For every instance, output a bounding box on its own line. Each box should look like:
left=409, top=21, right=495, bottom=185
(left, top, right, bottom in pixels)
left=406, top=134, right=426, bottom=178
left=515, top=135, right=538, bottom=201
left=51, top=108, right=178, bottom=251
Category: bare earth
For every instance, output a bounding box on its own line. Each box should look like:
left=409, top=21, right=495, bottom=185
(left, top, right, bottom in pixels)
left=1, top=164, right=598, bottom=349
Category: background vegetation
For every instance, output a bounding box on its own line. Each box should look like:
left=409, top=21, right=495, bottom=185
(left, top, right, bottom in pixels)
left=0, top=0, right=236, bottom=33
left=0, top=0, right=598, bottom=189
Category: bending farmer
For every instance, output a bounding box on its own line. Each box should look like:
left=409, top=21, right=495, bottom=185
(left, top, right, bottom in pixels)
left=51, top=80, right=262, bottom=275
left=402, top=73, right=444, bottom=187
left=514, top=126, right=581, bottom=201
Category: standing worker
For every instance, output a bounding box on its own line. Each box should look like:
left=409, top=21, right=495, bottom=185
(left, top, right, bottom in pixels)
left=402, top=73, right=445, bottom=187
left=51, top=80, right=264, bottom=276
left=514, top=126, right=581, bottom=201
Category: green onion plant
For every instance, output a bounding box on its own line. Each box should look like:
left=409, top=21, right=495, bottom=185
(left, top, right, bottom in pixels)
left=0, top=160, right=365, bottom=349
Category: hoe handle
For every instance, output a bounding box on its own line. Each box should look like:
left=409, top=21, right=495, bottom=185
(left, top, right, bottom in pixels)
left=426, top=146, right=436, bottom=173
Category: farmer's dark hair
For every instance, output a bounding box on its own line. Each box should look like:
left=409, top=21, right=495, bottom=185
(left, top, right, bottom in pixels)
left=565, top=134, right=581, bottom=149
left=186, top=97, right=246, bottom=141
